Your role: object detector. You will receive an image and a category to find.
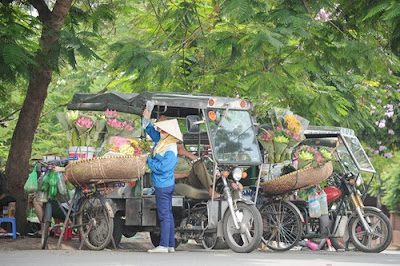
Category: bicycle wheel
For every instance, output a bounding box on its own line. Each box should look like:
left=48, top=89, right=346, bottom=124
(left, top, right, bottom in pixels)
left=41, top=202, right=52, bottom=250
left=348, top=208, right=392, bottom=253
left=77, top=193, right=113, bottom=250
left=259, top=201, right=303, bottom=251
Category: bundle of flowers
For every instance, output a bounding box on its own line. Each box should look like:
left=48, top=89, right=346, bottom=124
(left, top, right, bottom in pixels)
left=257, top=108, right=309, bottom=163
left=295, top=145, right=334, bottom=169
left=105, top=136, right=152, bottom=156
left=57, top=111, right=106, bottom=147
left=105, top=109, right=138, bottom=138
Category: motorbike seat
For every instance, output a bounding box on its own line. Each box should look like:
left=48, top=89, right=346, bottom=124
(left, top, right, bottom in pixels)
left=175, top=183, right=209, bottom=200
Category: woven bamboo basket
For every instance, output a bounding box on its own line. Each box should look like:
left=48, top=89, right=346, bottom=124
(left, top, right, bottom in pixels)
left=65, top=155, right=147, bottom=186
left=260, top=161, right=333, bottom=195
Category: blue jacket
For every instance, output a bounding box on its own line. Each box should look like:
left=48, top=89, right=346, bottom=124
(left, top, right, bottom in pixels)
left=145, top=122, right=177, bottom=188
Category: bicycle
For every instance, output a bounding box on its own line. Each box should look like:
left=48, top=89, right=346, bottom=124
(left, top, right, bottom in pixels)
left=39, top=160, right=114, bottom=250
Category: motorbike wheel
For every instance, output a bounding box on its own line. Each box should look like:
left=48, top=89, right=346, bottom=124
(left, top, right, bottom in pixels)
left=222, top=202, right=263, bottom=253
left=41, top=202, right=52, bottom=250
left=348, top=208, right=392, bottom=253
left=259, top=201, right=303, bottom=251
left=77, top=194, right=114, bottom=250
left=150, top=232, right=181, bottom=248
left=108, top=212, right=123, bottom=248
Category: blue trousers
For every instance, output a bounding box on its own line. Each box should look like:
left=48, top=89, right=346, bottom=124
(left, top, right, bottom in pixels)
left=155, top=184, right=175, bottom=247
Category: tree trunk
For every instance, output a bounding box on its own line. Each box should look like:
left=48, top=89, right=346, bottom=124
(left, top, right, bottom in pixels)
left=5, top=69, right=52, bottom=233
left=5, top=0, right=72, bottom=234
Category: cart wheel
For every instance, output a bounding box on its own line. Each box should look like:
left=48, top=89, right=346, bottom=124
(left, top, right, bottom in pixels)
left=202, top=234, right=218, bottom=250
left=223, top=202, right=263, bottom=253
left=150, top=231, right=180, bottom=248
left=259, top=201, right=303, bottom=251
left=77, top=193, right=113, bottom=250
left=41, top=201, right=52, bottom=250
left=123, top=227, right=137, bottom=238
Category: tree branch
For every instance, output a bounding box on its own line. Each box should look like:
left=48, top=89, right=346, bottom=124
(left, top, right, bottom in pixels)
left=0, top=108, right=21, bottom=125
left=28, top=0, right=51, bottom=24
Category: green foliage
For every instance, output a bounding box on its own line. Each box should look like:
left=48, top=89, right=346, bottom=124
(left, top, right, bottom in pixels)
left=380, top=152, right=400, bottom=213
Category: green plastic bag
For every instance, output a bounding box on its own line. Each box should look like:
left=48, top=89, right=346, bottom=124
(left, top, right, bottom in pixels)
left=24, top=163, right=38, bottom=193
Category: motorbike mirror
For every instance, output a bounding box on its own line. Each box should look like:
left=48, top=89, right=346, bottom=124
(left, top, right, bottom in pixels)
left=186, top=115, right=202, bottom=134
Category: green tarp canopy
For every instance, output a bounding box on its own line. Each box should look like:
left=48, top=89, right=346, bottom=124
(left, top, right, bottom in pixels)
left=67, top=91, right=213, bottom=118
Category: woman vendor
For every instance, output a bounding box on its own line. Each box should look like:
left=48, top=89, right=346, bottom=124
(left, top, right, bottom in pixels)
left=142, top=109, right=183, bottom=253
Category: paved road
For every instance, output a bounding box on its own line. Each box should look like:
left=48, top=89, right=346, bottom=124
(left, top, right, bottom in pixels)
left=3, top=248, right=400, bottom=266
left=2, top=233, right=399, bottom=266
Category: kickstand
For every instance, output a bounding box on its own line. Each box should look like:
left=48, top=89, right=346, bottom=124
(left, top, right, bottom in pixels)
left=110, top=235, right=117, bottom=249
left=78, top=221, right=93, bottom=250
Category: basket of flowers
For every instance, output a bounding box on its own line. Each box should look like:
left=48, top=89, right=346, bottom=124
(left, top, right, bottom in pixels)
left=65, top=154, right=147, bottom=186
left=64, top=109, right=152, bottom=186
left=260, top=145, right=334, bottom=195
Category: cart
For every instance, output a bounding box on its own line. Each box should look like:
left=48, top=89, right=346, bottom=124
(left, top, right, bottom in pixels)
left=64, top=91, right=264, bottom=253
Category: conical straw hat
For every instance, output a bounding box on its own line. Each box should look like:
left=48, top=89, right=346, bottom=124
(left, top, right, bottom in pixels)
left=155, top=119, right=183, bottom=141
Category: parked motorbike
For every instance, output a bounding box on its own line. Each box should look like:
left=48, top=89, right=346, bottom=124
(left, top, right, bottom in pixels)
left=258, top=126, right=392, bottom=253
left=293, top=170, right=392, bottom=253
left=292, top=127, right=393, bottom=253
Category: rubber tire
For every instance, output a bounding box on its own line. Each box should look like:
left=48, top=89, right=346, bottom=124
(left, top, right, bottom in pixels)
left=222, top=202, right=263, bottom=253
left=150, top=231, right=180, bottom=248
left=77, top=194, right=114, bottom=250
left=213, top=237, right=229, bottom=250
left=40, top=221, right=50, bottom=250
left=123, top=227, right=137, bottom=238
left=108, top=212, right=123, bottom=248
left=202, top=234, right=217, bottom=250
left=348, top=209, right=392, bottom=253
left=259, top=201, right=303, bottom=251
left=41, top=202, right=52, bottom=250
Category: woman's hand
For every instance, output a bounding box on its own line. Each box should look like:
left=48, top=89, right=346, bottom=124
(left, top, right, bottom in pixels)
left=143, top=109, right=150, bottom=119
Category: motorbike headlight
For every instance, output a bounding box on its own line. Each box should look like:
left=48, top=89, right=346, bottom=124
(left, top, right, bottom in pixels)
left=232, top=168, right=242, bottom=182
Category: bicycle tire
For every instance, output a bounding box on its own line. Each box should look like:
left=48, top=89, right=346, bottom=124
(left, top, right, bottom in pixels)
left=41, top=202, right=52, bottom=250
left=77, top=193, right=113, bottom=250
left=259, top=201, right=303, bottom=251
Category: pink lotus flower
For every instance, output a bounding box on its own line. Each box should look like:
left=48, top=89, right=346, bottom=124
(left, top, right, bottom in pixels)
left=76, top=116, right=94, bottom=128
left=107, top=118, right=123, bottom=129
left=105, top=109, right=121, bottom=118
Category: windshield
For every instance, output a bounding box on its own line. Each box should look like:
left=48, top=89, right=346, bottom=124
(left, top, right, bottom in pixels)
left=206, top=108, right=262, bottom=165
left=341, top=135, right=375, bottom=173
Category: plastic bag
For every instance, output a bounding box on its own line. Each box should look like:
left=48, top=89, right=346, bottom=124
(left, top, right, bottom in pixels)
left=24, top=163, right=38, bottom=193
